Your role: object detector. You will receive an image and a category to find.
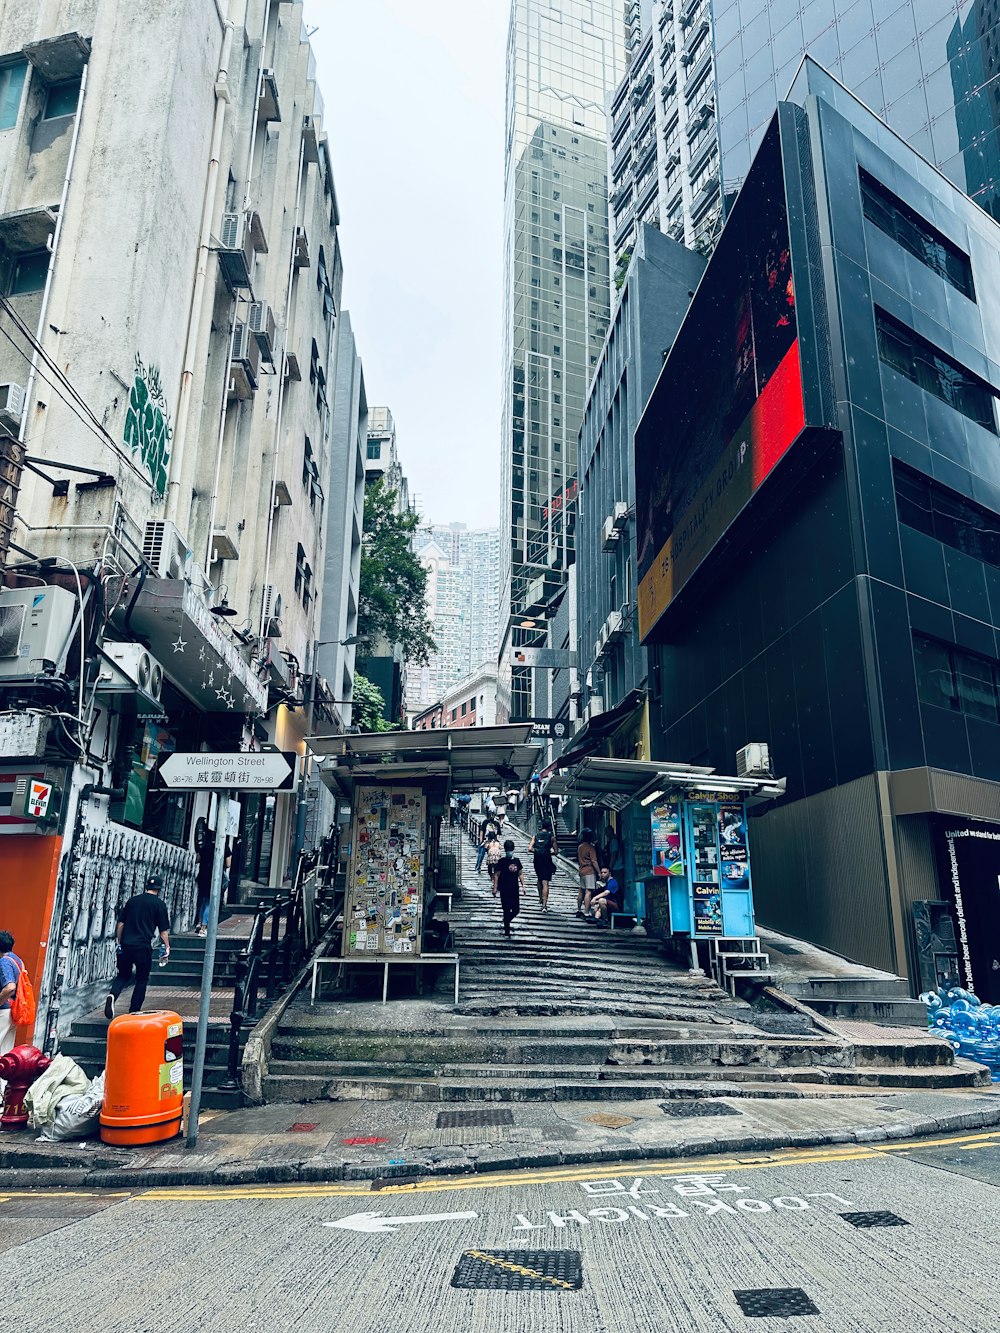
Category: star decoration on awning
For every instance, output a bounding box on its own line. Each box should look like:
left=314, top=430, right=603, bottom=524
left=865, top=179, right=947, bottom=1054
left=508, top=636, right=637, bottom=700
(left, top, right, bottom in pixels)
left=171, top=635, right=187, bottom=654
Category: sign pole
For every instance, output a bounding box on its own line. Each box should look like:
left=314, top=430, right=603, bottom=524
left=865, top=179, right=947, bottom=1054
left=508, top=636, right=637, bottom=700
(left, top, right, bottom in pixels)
left=186, top=789, right=230, bottom=1149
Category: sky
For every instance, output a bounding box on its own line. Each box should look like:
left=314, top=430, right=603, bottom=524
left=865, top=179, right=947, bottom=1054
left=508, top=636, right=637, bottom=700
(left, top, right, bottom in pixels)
left=304, top=0, right=509, bottom=531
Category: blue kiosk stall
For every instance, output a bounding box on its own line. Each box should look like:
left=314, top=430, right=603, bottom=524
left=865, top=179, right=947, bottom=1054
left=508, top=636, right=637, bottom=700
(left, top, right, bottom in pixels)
left=546, top=757, right=786, bottom=992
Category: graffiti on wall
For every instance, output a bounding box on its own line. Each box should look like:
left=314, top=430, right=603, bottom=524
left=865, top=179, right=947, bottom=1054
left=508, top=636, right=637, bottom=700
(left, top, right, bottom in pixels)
left=123, top=353, right=172, bottom=499
left=45, top=811, right=196, bottom=1042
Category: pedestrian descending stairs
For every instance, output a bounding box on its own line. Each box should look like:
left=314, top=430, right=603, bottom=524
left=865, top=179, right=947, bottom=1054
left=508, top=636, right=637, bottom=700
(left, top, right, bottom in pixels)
left=262, top=825, right=987, bottom=1104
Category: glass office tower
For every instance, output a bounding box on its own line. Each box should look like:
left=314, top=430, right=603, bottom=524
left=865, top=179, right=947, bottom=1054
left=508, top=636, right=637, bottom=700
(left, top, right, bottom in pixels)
left=500, top=0, right=625, bottom=721
left=714, top=0, right=1000, bottom=220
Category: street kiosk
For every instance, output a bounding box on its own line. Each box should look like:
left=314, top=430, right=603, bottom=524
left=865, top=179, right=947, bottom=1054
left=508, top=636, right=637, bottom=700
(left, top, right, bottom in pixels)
left=307, top=725, right=539, bottom=1004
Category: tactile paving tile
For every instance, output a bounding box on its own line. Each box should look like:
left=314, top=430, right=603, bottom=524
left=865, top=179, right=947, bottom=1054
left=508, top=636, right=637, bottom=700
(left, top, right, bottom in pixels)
left=451, top=1249, right=583, bottom=1292
left=733, top=1288, right=820, bottom=1318
left=658, top=1100, right=742, bottom=1118
left=841, top=1210, right=910, bottom=1228
left=436, top=1108, right=514, bottom=1128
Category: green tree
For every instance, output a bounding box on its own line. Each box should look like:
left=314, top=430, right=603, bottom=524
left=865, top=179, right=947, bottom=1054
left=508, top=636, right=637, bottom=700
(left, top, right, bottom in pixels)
left=351, top=672, right=391, bottom=732
left=358, top=479, right=435, bottom=665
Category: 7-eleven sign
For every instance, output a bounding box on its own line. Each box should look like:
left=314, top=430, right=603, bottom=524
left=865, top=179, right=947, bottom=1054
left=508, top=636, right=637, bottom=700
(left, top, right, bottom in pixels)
left=26, top=780, right=52, bottom=818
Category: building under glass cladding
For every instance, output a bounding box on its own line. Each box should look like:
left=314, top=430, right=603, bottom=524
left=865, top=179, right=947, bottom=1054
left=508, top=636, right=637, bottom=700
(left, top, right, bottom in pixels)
left=499, top=0, right=625, bottom=722
left=714, top=0, right=1000, bottom=220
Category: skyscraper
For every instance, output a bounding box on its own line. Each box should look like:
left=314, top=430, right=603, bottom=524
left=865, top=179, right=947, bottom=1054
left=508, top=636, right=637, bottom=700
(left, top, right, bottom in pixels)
left=499, top=0, right=626, bottom=722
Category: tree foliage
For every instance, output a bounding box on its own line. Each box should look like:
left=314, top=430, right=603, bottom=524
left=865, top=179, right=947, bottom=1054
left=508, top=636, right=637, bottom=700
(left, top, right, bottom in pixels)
left=351, top=672, right=392, bottom=733
left=358, top=480, right=435, bottom=666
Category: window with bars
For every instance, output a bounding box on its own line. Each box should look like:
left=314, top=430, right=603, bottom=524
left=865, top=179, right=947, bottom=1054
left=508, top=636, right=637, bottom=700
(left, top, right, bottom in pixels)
left=913, top=633, right=1000, bottom=723
left=861, top=169, right=974, bottom=301
left=875, top=309, right=997, bottom=434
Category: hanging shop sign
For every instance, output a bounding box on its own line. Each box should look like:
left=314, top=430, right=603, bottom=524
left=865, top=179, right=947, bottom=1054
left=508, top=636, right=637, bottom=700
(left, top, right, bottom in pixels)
left=344, top=785, right=426, bottom=959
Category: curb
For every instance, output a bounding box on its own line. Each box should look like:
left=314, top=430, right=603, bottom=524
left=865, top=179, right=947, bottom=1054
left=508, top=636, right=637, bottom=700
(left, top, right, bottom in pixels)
left=4, top=1100, right=999, bottom=1191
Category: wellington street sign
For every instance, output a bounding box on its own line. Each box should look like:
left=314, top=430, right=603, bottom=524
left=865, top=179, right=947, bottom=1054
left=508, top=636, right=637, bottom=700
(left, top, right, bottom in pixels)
left=159, top=751, right=295, bottom=790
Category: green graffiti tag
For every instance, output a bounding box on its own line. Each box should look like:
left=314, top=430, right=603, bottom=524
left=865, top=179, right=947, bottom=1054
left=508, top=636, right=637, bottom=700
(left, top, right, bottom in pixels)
left=124, top=353, right=172, bottom=499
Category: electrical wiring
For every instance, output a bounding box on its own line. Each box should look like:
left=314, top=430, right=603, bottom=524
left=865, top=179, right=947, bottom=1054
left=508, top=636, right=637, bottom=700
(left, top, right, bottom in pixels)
left=0, top=301, right=151, bottom=488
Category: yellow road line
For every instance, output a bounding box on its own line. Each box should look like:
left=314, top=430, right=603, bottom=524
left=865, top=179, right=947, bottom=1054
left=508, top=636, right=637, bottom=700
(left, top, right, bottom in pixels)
left=126, top=1128, right=1000, bottom=1203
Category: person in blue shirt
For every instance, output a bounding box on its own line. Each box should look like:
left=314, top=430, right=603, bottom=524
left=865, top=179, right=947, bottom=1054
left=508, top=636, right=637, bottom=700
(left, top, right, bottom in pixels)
left=588, top=869, right=624, bottom=925
left=0, top=930, right=25, bottom=1073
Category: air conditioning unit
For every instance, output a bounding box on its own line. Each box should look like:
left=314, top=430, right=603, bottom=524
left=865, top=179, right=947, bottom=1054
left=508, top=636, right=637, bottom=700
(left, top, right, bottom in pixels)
left=612, top=500, right=629, bottom=530
left=0, top=382, right=25, bottom=431
left=229, top=321, right=261, bottom=398
left=248, top=300, right=276, bottom=363
left=736, top=742, right=772, bottom=779
left=605, top=609, right=624, bottom=643
left=218, top=211, right=254, bottom=289
left=0, top=586, right=78, bottom=677
left=595, top=622, right=610, bottom=657
left=601, top=516, right=620, bottom=551
left=143, top=520, right=192, bottom=580
left=262, top=584, right=283, bottom=639
left=97, top=643, right=164, bottom=709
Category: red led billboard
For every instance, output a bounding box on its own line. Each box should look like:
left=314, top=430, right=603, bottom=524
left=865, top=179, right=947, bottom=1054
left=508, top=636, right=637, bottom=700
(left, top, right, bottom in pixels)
left=636, top=120, right=807, bottom=640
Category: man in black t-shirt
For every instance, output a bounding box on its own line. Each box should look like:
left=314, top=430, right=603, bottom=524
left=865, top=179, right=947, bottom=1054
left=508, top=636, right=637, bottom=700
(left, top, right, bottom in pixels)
left=492, top=840, right=524, bottom=938
left=105, top=874, right=171, bottom=1019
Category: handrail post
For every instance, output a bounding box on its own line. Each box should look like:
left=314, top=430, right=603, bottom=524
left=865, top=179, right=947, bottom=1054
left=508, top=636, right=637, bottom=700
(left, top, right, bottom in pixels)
left=266, top=897, right=282, bottom=999
left=222, top=949, right=249, bottom=1090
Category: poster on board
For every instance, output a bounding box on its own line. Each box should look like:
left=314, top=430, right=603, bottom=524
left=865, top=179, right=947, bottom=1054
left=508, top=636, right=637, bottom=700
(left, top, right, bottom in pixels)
left=343, top=785, right=426, bottom=958
left=651, top=801, right=684, bottom=876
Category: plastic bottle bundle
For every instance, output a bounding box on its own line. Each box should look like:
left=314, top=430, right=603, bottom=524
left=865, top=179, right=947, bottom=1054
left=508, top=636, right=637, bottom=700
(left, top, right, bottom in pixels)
left=919, top=987, right=1000, bottom=1079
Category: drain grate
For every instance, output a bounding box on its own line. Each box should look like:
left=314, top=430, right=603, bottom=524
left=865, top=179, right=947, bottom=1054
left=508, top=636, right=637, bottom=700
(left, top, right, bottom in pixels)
left=451, top=1249, right=582, bottom=1292
left=437, top=1108, right=514, bottom=1129
left=659, top=1100, right=742, bottom=1118
left=841, top=1210, right=909, bottom=1228
left=734, top=1288, right=820, bottom=1318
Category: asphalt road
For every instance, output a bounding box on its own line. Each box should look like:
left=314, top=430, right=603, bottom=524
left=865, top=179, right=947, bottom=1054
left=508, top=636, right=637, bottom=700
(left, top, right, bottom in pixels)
left=2, top=1131, right=998, bottom=1332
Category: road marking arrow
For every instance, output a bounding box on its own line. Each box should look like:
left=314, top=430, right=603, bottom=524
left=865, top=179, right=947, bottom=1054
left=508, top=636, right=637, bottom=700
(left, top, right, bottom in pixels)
left=323, top=1210, right=478, bottom=1235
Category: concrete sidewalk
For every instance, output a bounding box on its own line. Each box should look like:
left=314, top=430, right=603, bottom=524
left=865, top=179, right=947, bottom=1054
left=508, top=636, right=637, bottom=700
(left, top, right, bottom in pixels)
left=2, top=1081, right=999, bottom=1190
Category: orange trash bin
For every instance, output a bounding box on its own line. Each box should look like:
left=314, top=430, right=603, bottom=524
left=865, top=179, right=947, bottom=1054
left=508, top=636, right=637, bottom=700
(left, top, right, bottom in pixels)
left=100, top=1010, right=184, bottom=1146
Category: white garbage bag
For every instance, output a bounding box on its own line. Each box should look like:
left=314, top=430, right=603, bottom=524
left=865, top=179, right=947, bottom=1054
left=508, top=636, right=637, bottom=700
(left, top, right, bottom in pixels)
left=38, top=1072, right=106, bottom=1142
left=25, top=1054, right=90, bottom=1129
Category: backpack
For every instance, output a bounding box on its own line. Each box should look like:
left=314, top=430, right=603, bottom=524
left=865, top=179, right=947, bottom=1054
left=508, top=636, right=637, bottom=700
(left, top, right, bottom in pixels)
left=9, top=959, right=36, bottom=1027
left=535, top=830, right=553, bottom=855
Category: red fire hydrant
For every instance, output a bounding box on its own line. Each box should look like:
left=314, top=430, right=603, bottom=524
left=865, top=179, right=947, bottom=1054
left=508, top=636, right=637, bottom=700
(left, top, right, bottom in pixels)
left=0, top=1045, right=51, bottom=1130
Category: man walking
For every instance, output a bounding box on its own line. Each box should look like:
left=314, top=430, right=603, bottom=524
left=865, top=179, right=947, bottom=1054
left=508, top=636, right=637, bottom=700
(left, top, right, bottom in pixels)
left=492, top=839, right=524, bottom=938
left=0, top=931, right=24, bottom=1063
left=105, top=873, right=171, bottom=1019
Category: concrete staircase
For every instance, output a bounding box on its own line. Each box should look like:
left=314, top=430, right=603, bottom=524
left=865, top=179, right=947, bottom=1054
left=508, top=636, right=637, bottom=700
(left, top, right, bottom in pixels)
left=261, top=827, right=986, bottom=1104
left=58, top=918, right=256, bottom=1109
left=781, top=975, right=929, bottom=1028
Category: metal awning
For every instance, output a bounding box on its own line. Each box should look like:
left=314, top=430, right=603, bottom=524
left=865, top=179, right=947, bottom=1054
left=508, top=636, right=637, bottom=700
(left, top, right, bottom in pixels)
left=546, top=755, right=786, bottom=811
left=312, top=724, right=540, bottom=800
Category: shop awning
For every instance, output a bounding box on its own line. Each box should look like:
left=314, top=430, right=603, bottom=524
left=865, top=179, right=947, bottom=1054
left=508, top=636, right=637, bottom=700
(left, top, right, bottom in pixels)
left=556, top=688, right=646, bottom=768
left=115, top=577, right=268, bottom=714
left=546, top=755, right=786, bottom=811
left=312, top=724, right=541, bottom=799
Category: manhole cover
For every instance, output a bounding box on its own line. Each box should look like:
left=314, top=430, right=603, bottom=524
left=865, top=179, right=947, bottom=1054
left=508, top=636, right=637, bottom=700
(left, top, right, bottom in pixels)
left=451, top=1249, right=582, bottom=1292
left=585, top=1112, right=634, bottom=1128
left=841, top=1211, right=909, bottom=1228
left=437, top=1109, right=514, bottom=1129
left=659, top=1101, right=742, bottom=1118
left=734, top=1288, right=819, bottom=1318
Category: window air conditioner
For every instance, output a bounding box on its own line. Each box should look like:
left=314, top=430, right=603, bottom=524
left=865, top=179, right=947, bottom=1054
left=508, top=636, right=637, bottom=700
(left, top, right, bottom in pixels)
left=0, top=382, right=25, bottom=432
left=601, top=516, right=620, bottom=551
left=736, top=742, right=772, bottom=778
left=248, top=300, right=277, bottom=363
left=218, top=212, right=254, bottom=289
left=142, top=520, right=192, bottom=580
left=98, top=643, right=165, bottom=708
left=230, top=321, right=261, bottom=397
left=0, top=586, right=78, bottom=677
left=612, top=501, right=629, bottom=530
left=605, top=609, right=624, bottom=642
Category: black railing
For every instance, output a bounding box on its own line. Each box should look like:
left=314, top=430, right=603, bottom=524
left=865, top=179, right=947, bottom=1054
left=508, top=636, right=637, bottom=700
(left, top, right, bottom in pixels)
left=223, top=847, right=342, bottom=1088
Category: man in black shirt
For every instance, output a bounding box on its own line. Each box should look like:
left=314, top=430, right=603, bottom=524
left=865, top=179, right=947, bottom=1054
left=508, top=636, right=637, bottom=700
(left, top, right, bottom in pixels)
left=492, top=840, right=524, bottom=939
left=105, top=874, right=171, bottom=1019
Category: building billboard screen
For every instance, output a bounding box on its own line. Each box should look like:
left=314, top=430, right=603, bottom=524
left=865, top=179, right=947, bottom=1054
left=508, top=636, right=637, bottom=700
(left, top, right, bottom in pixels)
left=636, top=120, right=805, bottom=640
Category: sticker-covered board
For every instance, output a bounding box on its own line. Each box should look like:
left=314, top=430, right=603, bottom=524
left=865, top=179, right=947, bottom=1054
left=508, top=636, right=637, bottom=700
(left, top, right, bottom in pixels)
left=343, top=785, right=426, bottom=958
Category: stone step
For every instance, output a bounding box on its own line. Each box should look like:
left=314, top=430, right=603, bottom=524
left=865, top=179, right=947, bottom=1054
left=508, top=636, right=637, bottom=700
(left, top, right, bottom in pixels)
left=782, top=976, right=914, bottom=1000
left=262, top=1061, right=987, bottom=1103
left=799, top=997, right=929, bottom=1027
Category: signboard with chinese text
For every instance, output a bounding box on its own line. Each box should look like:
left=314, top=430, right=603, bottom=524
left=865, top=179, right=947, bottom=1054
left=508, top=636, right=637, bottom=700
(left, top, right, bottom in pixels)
left=159, top=751, right=295, bottom=790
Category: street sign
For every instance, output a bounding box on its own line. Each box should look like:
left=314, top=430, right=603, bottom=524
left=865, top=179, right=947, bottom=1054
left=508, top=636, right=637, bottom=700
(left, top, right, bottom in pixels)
left=159, top=751, right=294, bottom=790
left=528, top=718, right=569, bottom=741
